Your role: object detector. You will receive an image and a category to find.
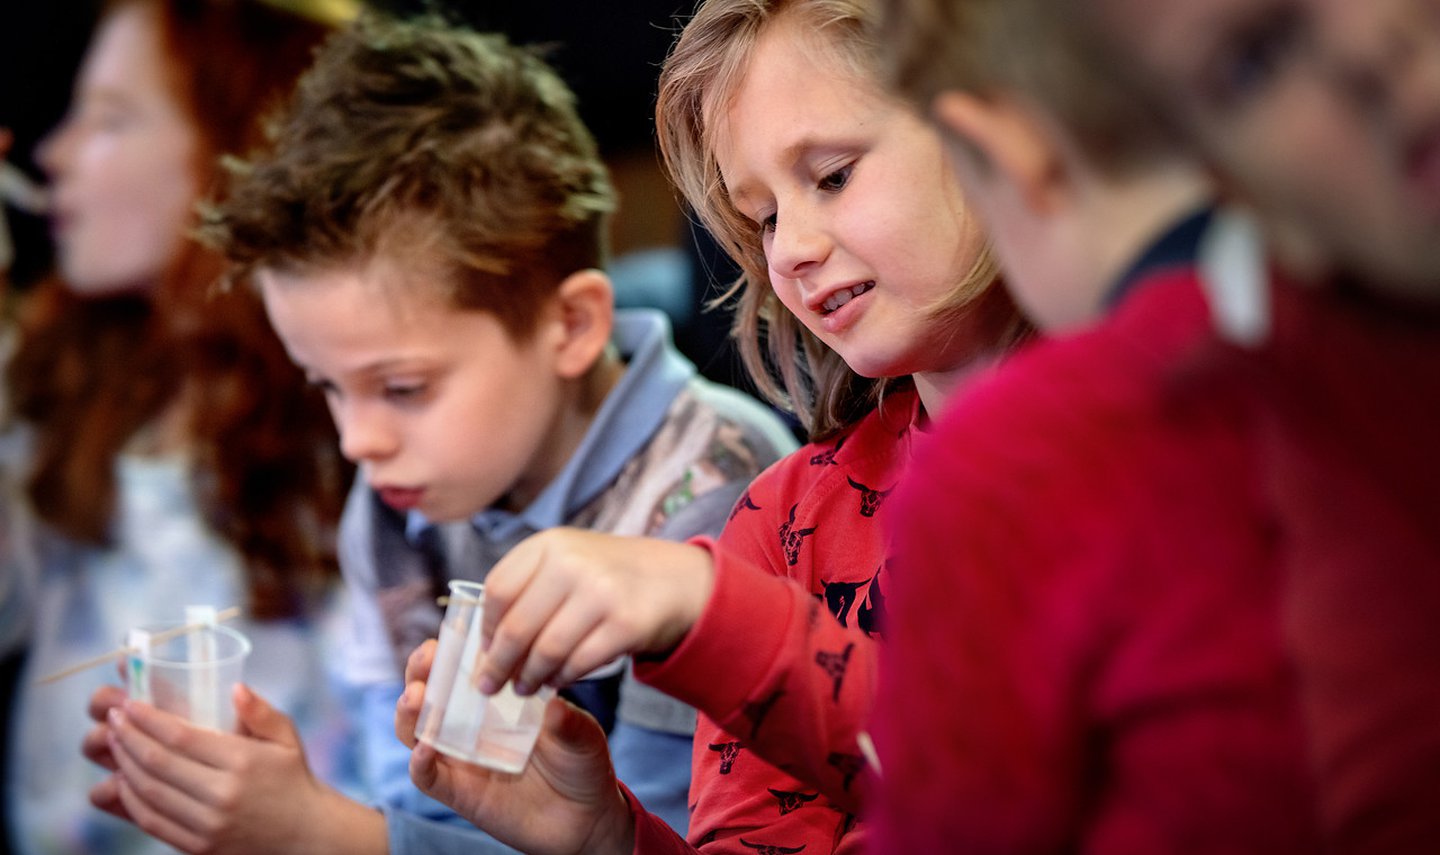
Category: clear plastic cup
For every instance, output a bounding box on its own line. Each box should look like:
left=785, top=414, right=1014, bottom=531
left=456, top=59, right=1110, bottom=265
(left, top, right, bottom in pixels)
left=125, top=621, right=251, bottom=731
left=415, top=580, right=554, bottom=773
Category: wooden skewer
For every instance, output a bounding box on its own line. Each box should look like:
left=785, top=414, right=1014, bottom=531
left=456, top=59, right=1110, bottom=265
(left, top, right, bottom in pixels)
left=35, top=606, right=243, bottom=686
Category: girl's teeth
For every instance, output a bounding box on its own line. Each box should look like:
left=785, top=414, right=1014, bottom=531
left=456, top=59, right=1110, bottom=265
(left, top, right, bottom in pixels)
left=823, top=281, right=874, bottom=313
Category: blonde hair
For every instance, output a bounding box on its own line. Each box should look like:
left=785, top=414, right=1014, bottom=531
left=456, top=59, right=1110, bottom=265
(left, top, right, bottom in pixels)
left=657, top=0, right=1010, bottom=439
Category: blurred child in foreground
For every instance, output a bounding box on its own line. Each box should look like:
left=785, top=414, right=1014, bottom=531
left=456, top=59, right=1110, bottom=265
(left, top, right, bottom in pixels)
left=870, top=0, right=1440, bottom=852
left=1070, top=1, right=1440, bottom=850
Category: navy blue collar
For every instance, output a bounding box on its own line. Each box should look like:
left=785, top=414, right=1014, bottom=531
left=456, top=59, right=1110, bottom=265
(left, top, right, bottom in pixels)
left=1105, top=206, right=1216, bottom=310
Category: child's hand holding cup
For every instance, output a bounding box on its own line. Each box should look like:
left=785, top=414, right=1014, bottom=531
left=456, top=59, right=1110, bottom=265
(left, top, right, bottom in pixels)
left=414, top=580, right=554, bottom=773
left=124, top=606, right=252, bottom=731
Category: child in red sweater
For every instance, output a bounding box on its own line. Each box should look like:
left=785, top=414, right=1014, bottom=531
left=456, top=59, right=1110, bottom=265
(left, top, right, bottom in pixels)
left=391, top=1, right=1027, bottom=853
left=1067, top=1, right=1440, bottom=851
left=871, top=0, right=1440, bottom=852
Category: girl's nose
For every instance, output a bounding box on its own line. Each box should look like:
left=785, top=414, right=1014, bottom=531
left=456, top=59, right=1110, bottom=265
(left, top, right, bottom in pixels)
left=36, top=118, right=76, bottom=179
left=767, top=208, right=832, bottom=280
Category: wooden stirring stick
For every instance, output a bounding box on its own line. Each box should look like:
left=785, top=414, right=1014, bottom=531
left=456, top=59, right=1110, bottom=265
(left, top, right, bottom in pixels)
left=35, top=605, right=243, bottom=685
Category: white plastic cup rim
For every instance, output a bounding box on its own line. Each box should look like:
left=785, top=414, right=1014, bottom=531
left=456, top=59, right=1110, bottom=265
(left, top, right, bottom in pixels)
left=446, top=579, right=484, bottom=604
left=130, top=623, right=252, bottom=670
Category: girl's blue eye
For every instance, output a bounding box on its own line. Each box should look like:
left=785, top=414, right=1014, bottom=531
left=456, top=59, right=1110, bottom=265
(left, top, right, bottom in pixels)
left=818, top=164, right=853, bottom=192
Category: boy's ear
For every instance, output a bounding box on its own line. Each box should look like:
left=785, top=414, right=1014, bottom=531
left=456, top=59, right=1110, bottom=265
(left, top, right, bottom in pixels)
left=550, top=268, right=615, bottom=379
left=932, top=90, right=1069, bottom=216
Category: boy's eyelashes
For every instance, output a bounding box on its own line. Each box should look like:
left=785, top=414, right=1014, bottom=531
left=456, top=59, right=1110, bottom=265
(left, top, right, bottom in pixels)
left=302, top=375, right=429, bottom=404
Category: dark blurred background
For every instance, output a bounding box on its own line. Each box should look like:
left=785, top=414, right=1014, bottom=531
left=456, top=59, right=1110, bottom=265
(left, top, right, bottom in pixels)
left=1, top=1, right=104, bottom=291
left=1, top=0, right=750, bottom=385
left=1, top=7, right=102, bottom=854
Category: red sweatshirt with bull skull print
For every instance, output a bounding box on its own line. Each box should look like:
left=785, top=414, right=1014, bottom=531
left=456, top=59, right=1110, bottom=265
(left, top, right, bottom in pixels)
left=625, top=385, right=926, bottom=855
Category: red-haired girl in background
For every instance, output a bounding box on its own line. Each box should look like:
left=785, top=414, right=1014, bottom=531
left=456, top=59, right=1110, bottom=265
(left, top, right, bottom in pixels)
left=1, top=2, right=361, bottom=852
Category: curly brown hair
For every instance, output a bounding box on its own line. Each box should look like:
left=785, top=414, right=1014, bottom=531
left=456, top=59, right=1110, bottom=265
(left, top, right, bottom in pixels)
left=205, top=14, right=616, bottom=339
left=8, top=0, right=350, bottom=619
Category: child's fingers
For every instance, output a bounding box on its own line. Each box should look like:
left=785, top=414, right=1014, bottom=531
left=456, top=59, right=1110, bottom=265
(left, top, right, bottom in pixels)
left=107, top=730, right=212, bottom=835
left=88, top=774, right=131, bottom=821
left=118, top=699, right=237, bottom=771
left=478, top=557, right=577, bottom=694
left=479, top=535, right=547, bottom=651
left=88, top=684, right=128, bottom=724
left=82, top=721, right=118, bottom=770
left=398, top=641, right=438, bottom=749
left=108, top=705, right=225, bottom=796
left=554, top=624, right=639, bottom=688
left=408, top=739, right=441, bottom=793
left=110, top=771, right=208, bottom=854
left=395, top=680, right=424, bottom=748
left=512, top=595, right=607, bottom=694
left=403, top=638, right=438, bottom=685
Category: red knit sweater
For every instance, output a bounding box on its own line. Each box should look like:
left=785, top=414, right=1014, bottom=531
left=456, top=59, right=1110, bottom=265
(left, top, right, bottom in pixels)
left=870, top=272, right=1320, bottom=854
left=1243, top=280, right=1440, bottom=854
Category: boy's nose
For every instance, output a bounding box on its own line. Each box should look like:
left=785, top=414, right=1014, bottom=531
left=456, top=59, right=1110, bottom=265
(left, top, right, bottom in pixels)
left=337, top=409, right=399, bottom=464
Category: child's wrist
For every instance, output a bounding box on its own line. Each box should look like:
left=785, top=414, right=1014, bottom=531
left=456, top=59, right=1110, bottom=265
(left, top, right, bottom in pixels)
left=303, top=787, right=387, bottom=855
left=647, top=542, right=715, bottom=657
left=591, top=783, right=638, bottom=855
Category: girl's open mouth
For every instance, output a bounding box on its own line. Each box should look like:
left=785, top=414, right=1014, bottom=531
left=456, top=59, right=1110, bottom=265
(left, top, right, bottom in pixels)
left=822, top=281, right=875, bottom=314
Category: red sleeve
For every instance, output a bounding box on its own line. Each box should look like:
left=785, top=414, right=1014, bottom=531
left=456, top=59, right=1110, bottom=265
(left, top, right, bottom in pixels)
left=636, top=452, right=878, bottom=852
left=624, top=783, right=695, bottom=854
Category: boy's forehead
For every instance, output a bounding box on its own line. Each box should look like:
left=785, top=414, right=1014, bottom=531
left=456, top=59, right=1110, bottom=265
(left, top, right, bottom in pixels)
left=257, top=256, right=450, bottom=314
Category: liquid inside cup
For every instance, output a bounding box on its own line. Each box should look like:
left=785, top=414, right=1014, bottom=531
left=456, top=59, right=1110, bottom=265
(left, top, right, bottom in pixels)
left=415, top=581, right=553, bottom=773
